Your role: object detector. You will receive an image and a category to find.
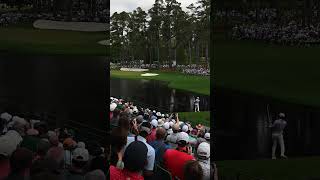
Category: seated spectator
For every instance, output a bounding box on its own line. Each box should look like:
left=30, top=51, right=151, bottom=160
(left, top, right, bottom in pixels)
left=6, top=148, right=33, bottom=180
left=149, top=127, right=171, bottom=166
left=163, top=132, right=195, bottom=180
left=110, top=141, right=147, bottom=180
left=184, top=160, right=203, bottom=180
left=126, top=121, right=155, bottom=178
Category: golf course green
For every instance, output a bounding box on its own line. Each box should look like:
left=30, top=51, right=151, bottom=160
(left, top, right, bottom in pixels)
left=214, top=33, right=320, bottom=107
left=110, top=70, right=210, bottom=95
left=0, top=24, right=106, bottom=55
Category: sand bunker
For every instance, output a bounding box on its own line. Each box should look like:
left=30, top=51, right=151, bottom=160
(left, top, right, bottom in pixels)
left=33, top=19, right=107, bottom=32
left=141, top=73, right=159, bottom=77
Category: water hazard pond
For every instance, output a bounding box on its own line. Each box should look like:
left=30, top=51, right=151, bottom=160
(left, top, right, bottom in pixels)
left=110, top=77, right=210, bottom=113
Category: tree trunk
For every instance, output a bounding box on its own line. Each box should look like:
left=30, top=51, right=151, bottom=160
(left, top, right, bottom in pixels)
left=188, top=41, right=192, bottom=65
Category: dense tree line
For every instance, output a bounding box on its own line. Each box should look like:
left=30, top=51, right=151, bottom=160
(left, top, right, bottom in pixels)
left=110, top=0, right=210, bottom=66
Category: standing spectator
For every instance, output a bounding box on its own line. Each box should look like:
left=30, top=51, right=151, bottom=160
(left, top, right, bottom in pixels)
left=163, top=132, right=195, bottom=180
left=126, top=121, right=155, bottom=178
left=147, top=119, right=158, bottom=143
left=196, top=142, right=212, bottom=180
left=149, top=127, right=171, bottom=166
left=110, top=141, right=147, bottom=180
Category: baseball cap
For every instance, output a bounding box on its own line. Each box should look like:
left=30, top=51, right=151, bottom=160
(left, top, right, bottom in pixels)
left=182, top=125, right=189, bottom=132
left=72, top=147, right=89, bottom=162
left=158, top=120, right=164, bottom=127
left=163, top=122, right=170, bottom=130
left=279, top=113, right=285, bottom=118
left=156, top=112, right=161, bottom=117
left=0, top=112, right=12, bottom=121
left=177, top=132, right=189, bottom=143
left=110, top=103, right=117, bottom=112
left=204, top=133, right=210, bottom=140
left=197, top=142, right=210, bottom=158
left=124, top=141, right=148, bottom=172
left=151, top=119, right=158, bottom=128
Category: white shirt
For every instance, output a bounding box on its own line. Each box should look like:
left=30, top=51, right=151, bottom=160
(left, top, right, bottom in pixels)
left=272, top=119, right=287, bottom=135
left=126, top=135, right=155, bottom=171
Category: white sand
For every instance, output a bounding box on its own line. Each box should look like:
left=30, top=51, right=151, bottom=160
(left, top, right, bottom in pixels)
left=33, top=19, right=108, bottom=32
left=141, top=73, right=159, bottom=77
left=120, top=68, right=149, bottom=72
left=98, top=40, right=109, bottom=46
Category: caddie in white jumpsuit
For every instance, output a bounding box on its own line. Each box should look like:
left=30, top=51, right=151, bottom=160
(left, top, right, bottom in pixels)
left=271, top=112, right=288, bottom=159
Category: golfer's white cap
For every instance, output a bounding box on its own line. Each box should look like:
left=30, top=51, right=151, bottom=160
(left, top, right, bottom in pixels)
left=279, top=113, right=285, bottom=118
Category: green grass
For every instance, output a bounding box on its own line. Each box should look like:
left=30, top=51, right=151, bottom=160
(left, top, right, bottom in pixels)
left=217, top=157, right=320, bottom=180
left=177, top=111, right=210, bottom=127
left=0, top=24, right=106, bottom=55
left=110, top=70, right=210, bottom=95
left=214, top=33, right=320, bottom=107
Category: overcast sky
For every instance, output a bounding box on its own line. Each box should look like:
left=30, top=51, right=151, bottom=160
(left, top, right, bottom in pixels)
left=110, top=0, right=198, bottom=15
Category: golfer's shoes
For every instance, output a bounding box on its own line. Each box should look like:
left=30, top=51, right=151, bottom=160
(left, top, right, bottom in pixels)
left=280, top=155, right=288, bottom=159
left=272, top=156, right=276, bottom=160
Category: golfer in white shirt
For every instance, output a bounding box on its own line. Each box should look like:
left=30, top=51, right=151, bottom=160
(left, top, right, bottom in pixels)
left=271, top=113, right=287, bottom=159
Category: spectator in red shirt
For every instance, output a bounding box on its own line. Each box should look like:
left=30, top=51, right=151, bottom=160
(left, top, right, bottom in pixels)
left=163, top=132, right=195, bottom=180
left=110, top=141, right=148, bottom=180
left=146, top=119, right=158, bottom=143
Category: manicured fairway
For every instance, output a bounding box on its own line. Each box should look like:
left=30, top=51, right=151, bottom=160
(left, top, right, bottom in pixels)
left=217, top=157, right=320, bottom=180
left=214, top=34, right=320, bottom=107
left=0, top=24, right=106, bottom=55
left=110, top=70, right=210, bottom=95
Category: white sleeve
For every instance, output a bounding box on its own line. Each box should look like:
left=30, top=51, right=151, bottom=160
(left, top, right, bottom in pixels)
left=145, top=146, right=155, bottom=171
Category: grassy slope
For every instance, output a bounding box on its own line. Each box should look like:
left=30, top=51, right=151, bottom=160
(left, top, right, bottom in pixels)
left=178, top=111, right=210, bottom=127
left=214, top=34, right=320, bottom=107
left=110, top=70, right=210, bottom=95
left=218, top=157, right=320, bottom=180
left=0, top=25, right=106, bottom=55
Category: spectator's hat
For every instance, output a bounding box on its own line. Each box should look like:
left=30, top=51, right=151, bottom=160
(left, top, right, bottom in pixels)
left=204, top=133, right=210, bottom=140
left=163, top=122, right=170, bottom=130
left=63, top=138, right=76, bottom=149
left=123, top=141, right=148, bottom=172
left=182, top=125, right=189, bottom=132
left=162, top=114, right=165, bottom=118
left=12, top=116, right=27, bottom=126
left=110, top=103, right=117, bottom=112
left=0, top=112, right=12, bottom=121
left=139, top=121, right=152, bottom=134
left=77, top=142, right=86, bottom=149
left=151, top=119, right=158, bottom=128
left=177, top=132, right=189, bottom=144
left=197, top=142, right=210, bottom=159
left=167, top=129, right=173, bottom=135
left=73, top=147, right=89, bottom=162
left=133, top=108, right=138, bottom=114
left=279, top=113, right=285, bottom=118
left=26, top=128, right=39, bottom=136
left=169, top=121, right=174, bottom=127
left=156, top=112, right=161, bottom=117
left=158, top=119, right=164, bottom=127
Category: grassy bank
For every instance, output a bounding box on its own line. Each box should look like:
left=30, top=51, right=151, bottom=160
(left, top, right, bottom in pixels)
left=214, top=34, right=320, bottom=107
left=217, top=157, right=320, bottom=180
left=110, top=70, right=210, bottom=95
left=0, top=24, right=106, bottom=55
left=178, top=111, right=210, bottom=127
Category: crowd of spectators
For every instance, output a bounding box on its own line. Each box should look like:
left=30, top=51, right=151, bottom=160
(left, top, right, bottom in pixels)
left=0, top=7, right=108, bottom=26
left=110, top=61, right=210, bottom=76
left=0, top=112, right=108, bottom=180
left=109, top=97, right=216, bottom=180
left=216, top=7, right=320, bottom=47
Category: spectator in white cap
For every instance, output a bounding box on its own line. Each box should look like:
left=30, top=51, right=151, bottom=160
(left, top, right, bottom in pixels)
left=146, top=119, right=158, bottom=143
left=271, top=112, right=288, bottom=159
left=204, top=133, right=210, bottom=142
left=64, top=147, right=89, bottom=180
left=166, top=124, right=180, bottom=148
left=196, top=142, right=212, bottom=180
